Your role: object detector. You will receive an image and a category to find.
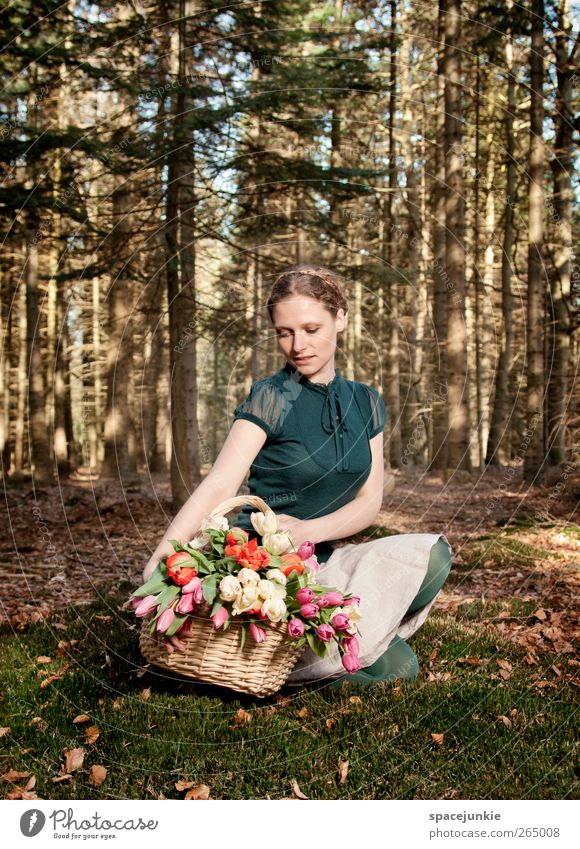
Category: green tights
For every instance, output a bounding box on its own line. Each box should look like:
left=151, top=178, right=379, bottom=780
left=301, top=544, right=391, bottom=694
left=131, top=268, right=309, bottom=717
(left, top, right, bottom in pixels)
left=329, top=536, right=452, bottom=689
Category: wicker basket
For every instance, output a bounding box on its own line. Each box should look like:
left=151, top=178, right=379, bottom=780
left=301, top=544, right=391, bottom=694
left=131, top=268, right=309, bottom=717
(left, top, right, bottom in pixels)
left=140, top=495, right=304, bottom=697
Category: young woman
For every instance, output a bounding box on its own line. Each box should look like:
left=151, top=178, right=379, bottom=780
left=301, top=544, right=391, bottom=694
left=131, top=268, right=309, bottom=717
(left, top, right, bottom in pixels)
left=143, top=264, right=452, bottom=688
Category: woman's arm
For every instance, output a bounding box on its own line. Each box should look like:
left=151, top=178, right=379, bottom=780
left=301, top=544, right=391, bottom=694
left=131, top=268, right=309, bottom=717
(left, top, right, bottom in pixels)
left=142, top=419, right=267, bottom=580
left=276, top=432, right=385, bottom=546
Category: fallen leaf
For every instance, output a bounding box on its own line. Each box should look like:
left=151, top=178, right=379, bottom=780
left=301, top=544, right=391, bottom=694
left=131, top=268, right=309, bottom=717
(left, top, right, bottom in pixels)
left=84, top=726, right=100, bottom=745
left=51, top=774, right=73, bottom=783
left=497, top=659, right=513, bottom=672
left=112, top=699, right=123, bottom=710
left=497, top=715, right=512, bottom=728
left=431, top=733, right=445, bottom=745
left=0, top=728, right=10, bottom=738
left=141, top=688, right=151, bottom=701
left=348, top=696, right=362, bottom=705
left=94, top=615, right=112, bottom=622
left=337, top=759, right=349, bottom=784
left=73, top=714, right=91, bottom=724
left=88, top=765, right=107, bottom=787
left=1, top=770, right=30, bottom=783
left=184, top=784, right=210, bottom=800
left=291, top=778, right=308, bottom=799
left=64, top=747, right=85, bottom=773
left=6, top=787, right=38, bottom=800
left=175, top=779, right=195, bottom=791
left=36, top=656, right=52, bottom=664
left=296, top=707, right=309, bottom=719
left=233, top=708, right=252, bottom=726
left=24, top=776, right=36, bottom=790
left=457, top=656, right=481, bottom=666
left=325, top=718, right=336, bottom=730
left=532, top=608, right=548, bottom=621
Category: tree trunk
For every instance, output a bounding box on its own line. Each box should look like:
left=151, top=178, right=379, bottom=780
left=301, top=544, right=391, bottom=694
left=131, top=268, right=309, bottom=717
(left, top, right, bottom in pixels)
left=25, top=224, right=53, bottom=482
left=486, top=25, right=515, bottom=467
left=429, top=0, right=448, bottom=472
left=547, top=0, right=575, bottom=465
left=524, top=0, right=546, bottom=483
left=444, top=0, right=471, bottom=474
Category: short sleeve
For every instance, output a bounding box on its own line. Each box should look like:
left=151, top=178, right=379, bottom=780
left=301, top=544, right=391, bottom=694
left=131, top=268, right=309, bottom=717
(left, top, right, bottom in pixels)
left=362, top=385, right=388, bottom=438
left=232, top=379, right=289, bottom=439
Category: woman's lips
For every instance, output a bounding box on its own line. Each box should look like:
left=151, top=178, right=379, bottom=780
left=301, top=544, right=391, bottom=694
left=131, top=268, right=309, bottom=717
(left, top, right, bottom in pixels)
left=293, top=355, right=314, bottom=363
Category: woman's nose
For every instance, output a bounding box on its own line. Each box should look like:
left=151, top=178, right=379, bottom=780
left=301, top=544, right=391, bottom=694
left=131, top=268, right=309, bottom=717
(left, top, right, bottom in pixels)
left=292, top=332, right=307, bottom=352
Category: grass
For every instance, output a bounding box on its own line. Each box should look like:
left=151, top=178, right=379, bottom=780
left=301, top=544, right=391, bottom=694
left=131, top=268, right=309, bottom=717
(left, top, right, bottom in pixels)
left=1, top=584, right=578, bottom=800
left=454, top=532, right=557, bottom=572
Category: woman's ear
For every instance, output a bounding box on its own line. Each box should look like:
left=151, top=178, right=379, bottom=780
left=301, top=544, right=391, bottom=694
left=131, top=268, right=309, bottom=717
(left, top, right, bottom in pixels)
left=336, top=308, right=347, bottom=332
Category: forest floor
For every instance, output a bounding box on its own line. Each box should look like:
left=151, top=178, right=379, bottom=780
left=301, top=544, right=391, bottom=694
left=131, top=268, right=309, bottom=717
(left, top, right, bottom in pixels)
left=0, top=463, right=578, bottom=799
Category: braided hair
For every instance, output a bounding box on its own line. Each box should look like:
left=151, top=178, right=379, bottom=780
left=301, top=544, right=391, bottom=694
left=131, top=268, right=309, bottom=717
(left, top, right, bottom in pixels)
left=266, top=264, right=349, bottom=321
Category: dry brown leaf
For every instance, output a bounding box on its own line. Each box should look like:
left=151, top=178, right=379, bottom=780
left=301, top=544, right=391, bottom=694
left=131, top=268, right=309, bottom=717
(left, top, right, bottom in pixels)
left=337, top=759, right=349, bottom=784
left=233, top=708, right=252, bottom=726
left=141, top=688, right=151, bottom=701
left=184, top=784, right=210, bottom=800
left=297, top=707, right=309, bottom=719
left=175, top=779, right=195, bottom=791
left=64, top=747, right=85, bottom=773
left=457, top=656, right=481, bottom=666
left=291, top=778, right=308, bottom=799
left=6, top=786, right=38, bottom=800
left=431, top=733, right=445, bottom=745
left=73, top=714, right=91, bottom=724
left=497, top=715, right=512, bottom=728
left=325, top=718, right=336, bottom=731
left=532, top=608, right=548, bottom=621
left=51, top=774, right=73, bottom=783
left=84, top=726, right=100, bottom=745
left=497, top=659, right=513, bottom=672
left=348, top=696, right=362, bottom=705
left=88, top=765, right=107, bottom=787
left=0, top=728, right=10, bottom=738
left=1, top=770, right=30, bottom=783
left=36, top=656, right=52, bottom=664
left=112, top=699, right=123, bottom=710
left=24, top=776, right=37, bottom=790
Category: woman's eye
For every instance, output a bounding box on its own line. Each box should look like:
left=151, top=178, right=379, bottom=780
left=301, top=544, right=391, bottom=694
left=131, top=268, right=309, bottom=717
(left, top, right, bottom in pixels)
left=277, top=331, right=291, bottom=338
left=306, top=328, right=318, bottom=334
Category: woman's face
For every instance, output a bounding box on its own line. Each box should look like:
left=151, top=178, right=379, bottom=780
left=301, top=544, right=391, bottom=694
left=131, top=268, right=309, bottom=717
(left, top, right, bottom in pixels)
left=271, top=293, right=346, bottom=379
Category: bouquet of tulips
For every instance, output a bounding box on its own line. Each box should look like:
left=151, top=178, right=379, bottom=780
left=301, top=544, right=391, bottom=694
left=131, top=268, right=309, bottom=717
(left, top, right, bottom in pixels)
left=130, top=508, right=363, bottom=674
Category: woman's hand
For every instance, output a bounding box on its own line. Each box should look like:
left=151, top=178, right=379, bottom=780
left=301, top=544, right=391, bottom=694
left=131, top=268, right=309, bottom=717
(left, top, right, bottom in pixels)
left=274, top=514, right=317, bottom=549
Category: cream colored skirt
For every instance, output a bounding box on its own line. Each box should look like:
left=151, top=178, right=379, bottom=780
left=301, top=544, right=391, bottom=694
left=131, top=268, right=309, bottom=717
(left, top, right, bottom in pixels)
left=285, top=532, right=449, bottom=685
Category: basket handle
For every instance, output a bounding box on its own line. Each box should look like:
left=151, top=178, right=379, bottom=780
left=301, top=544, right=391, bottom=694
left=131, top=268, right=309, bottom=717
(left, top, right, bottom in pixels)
left=190, top=494, right=282, bottom=547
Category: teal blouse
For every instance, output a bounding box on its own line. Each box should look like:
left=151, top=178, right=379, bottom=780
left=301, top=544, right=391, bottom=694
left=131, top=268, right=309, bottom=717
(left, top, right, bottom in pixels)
left=231, top=362, right=388, bottom=563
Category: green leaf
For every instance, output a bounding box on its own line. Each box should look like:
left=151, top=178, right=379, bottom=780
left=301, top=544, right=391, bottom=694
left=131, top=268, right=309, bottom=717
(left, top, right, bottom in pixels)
left=239, top=624, right=247, bottom=651
left=153, top=585, right=180, bottom=617
left=165, top=613, right=188, bottom=636
left=168, top=538, right=182, bottom=551
left=306, top=630, right=326, bottom=658
left=132, top=567, right=168, bottom=598
left=210, top=599, right=223, bottom=617
left=202, top=573, right=218, bottom=605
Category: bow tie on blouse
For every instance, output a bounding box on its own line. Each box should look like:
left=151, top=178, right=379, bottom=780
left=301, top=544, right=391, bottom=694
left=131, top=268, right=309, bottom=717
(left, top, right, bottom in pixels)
left=302, top=370, right=352, bottom=472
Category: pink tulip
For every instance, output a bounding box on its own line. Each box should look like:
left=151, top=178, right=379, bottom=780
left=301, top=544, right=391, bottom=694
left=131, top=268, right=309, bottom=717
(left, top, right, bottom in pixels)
left=296, top=587, right=315, bottom=604
left=176, top=593, right=196, bottom=614
left=287, top=618, right=305, bottom=638
left=347, top=595, right=361, bottom=606
left=300, top=603, right=319, bottom=619
left=297, top=541, right=315, bottom=560
left=316, top=624, right=335, bottom=642
left=182, top=575, right=204, bottom=603
left=342, top=652, right=362, bottom=673
left=318, top=591, right=344, bottom=608
left=303, top=555, right=320, bottom=573
left=134, top=595, right=158, bottom=617
left=249, top=623, right=267, bottom=643
left=342, top=634, right=360, bottom=655
left=331, top=612, right=351, bottom=633
left=156, top=607, right=175, bottom=633
left=211, top=606, right=228, bottom=629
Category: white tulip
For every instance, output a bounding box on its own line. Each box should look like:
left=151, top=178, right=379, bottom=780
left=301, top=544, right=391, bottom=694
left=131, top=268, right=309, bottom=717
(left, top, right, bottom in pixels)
left=250, top=510, right=278, bottom=536
left=219, top=575, right=242, bottom=602
left=265, top=568, right=287, bottom=586
left=257, top=579, right=277, bottom=599
left=232, top=585, right=261, bottom=615
left=186, top=532, right=210, bottom=549
left=237, top=567, right=260, bottom=586
left=262, top=531, right=293, bottom=556
left=261, top=596, right=287, bottom=623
